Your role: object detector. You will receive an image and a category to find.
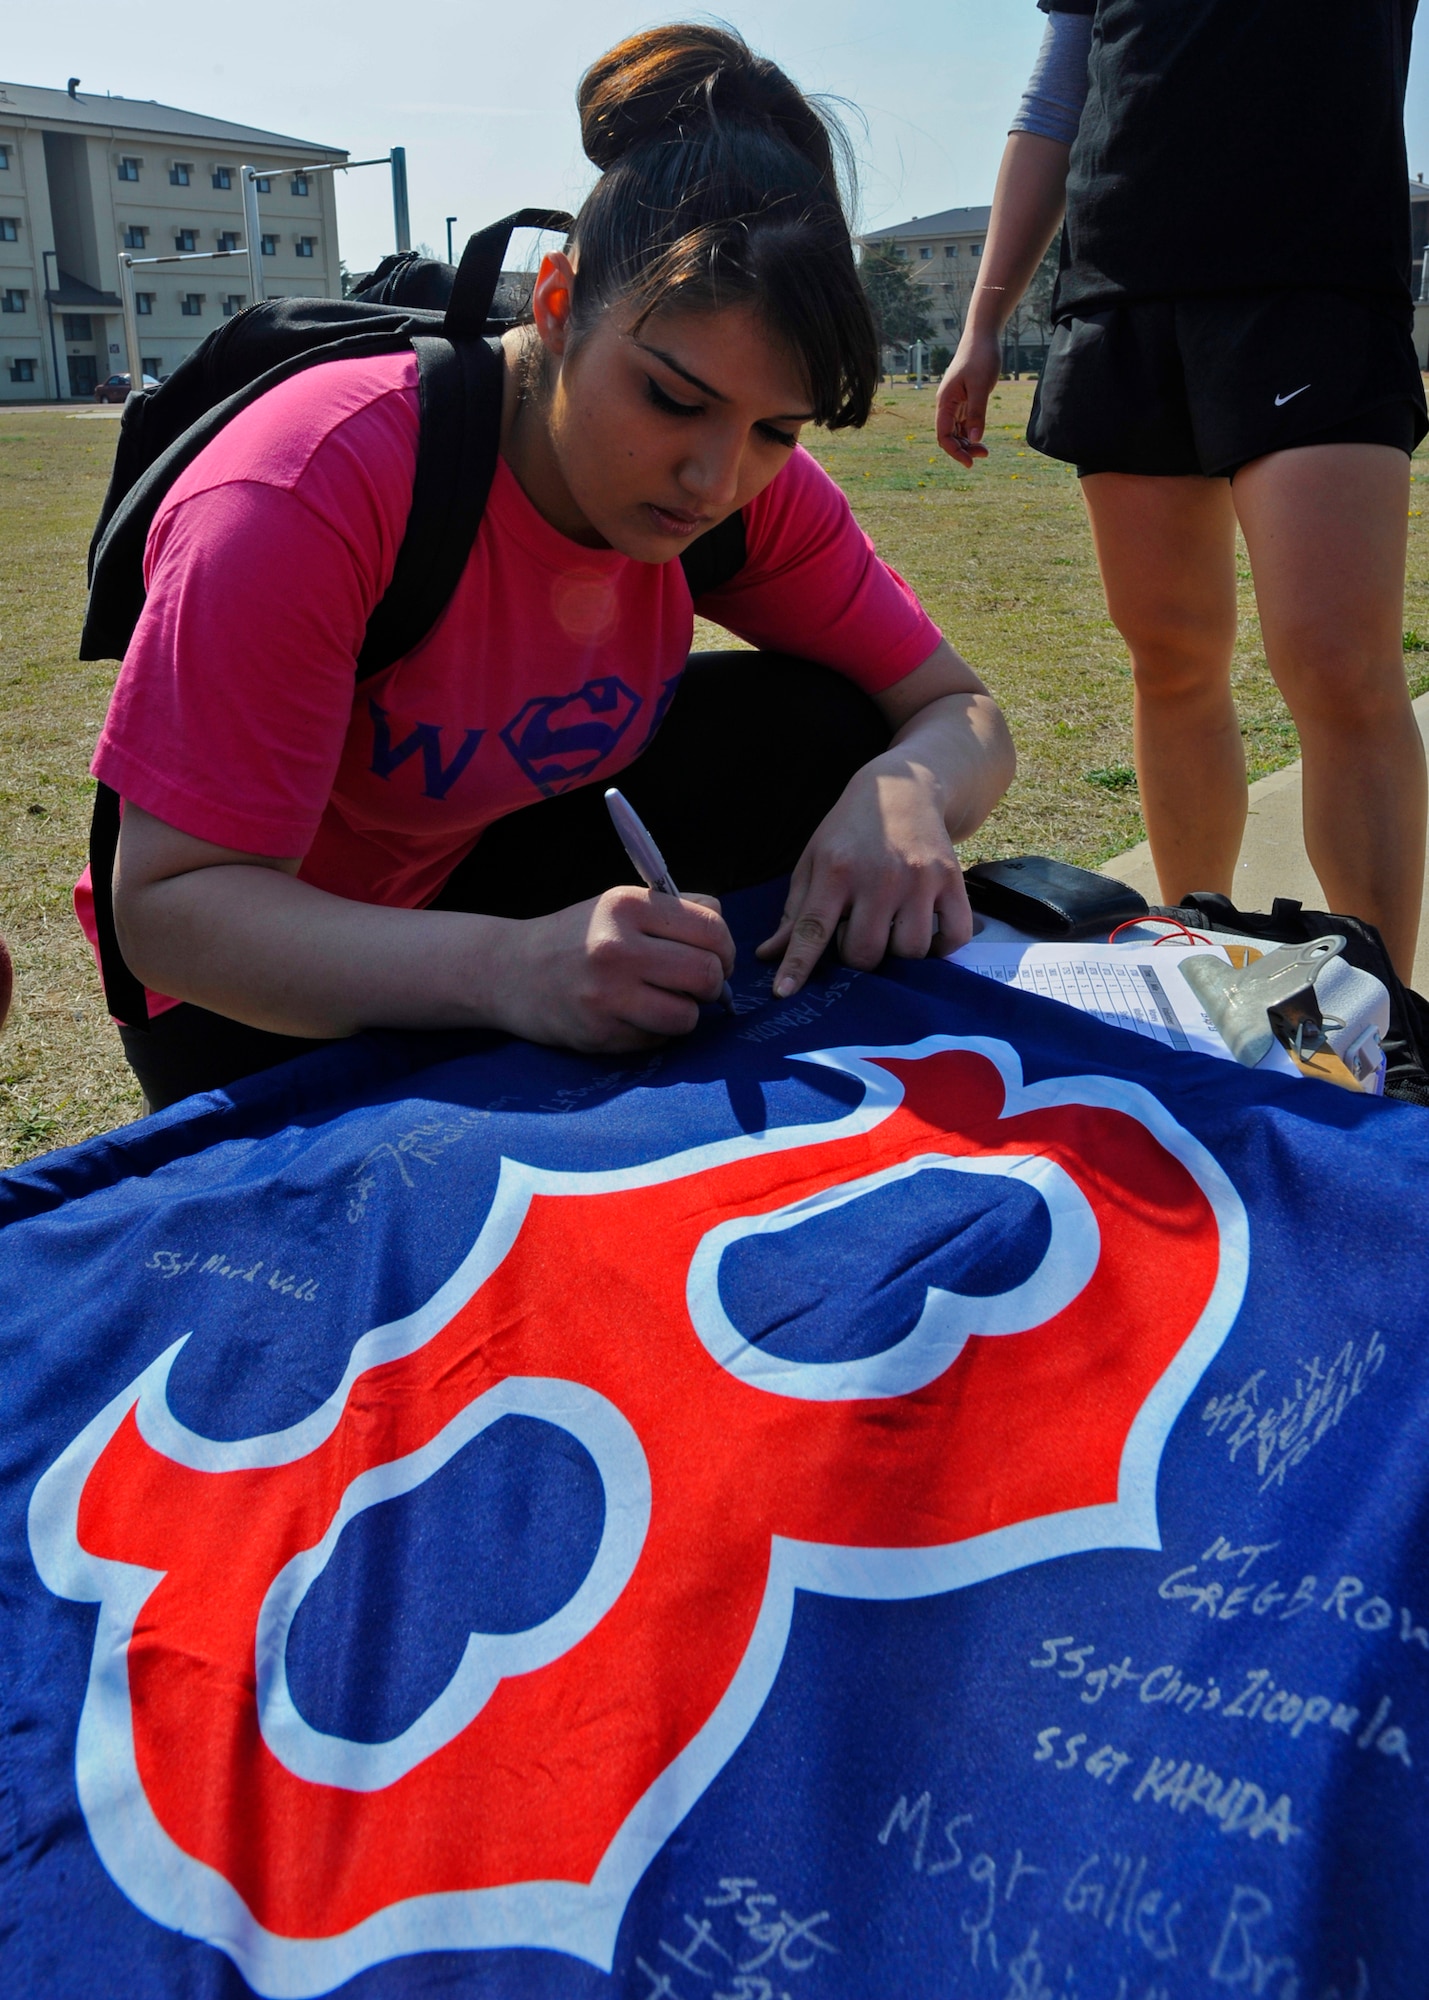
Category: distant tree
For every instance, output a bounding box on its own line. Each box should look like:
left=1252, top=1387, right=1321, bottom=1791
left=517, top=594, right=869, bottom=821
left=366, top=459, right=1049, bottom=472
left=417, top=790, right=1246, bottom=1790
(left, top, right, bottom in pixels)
left=1023, top=229, right=1063, bottom=357
left=859, top=241, right=936, bottom=348
left=1000, top=233, right=1063, bottom=376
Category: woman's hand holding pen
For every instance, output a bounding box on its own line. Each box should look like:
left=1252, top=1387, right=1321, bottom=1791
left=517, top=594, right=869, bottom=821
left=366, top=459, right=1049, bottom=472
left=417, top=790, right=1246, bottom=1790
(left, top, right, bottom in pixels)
left=490, top=888, right=736, bottom=1053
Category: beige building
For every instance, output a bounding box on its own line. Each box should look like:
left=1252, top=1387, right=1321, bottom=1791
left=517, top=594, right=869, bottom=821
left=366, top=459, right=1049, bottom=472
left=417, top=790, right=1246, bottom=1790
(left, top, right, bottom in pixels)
left=0, top=79, right=345, bottom=402
left=862, top=205, right=994, bottom=351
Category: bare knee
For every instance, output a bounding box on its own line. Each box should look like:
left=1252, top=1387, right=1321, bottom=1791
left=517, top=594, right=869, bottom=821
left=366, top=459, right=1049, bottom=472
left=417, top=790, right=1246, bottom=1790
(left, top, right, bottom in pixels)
left=1103, top=577, right=1236, bottom=698
left=1270, top=628, right=1414, bottom=734
left=1119, top=619, right=1235, bottom=705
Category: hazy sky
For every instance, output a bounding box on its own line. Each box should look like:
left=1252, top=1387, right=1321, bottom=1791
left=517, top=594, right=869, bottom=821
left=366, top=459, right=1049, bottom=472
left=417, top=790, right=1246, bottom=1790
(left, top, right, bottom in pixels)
left=10, top=2, right=1429, bottom=276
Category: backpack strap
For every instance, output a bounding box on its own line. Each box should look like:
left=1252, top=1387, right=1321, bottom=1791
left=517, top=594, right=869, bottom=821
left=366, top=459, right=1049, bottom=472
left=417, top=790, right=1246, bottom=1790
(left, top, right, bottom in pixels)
left=355, top=332, right=505, bottom=679
left=355, top=209, right=575, bottom=676
left=444, top=209, right=574, bottom=338
left=679, top=507, right=748, bottom=600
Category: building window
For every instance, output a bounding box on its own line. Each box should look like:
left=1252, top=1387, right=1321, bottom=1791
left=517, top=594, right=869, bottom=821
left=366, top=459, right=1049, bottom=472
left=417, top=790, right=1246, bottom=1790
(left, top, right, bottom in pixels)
left=942, top=318, right=959, bottom=332
left=945, top=244, right=958, bottom=258
left=295, top=236, right=316, bottom=259
left=169, top=161, right=192, bottom=186
left=123, top=225, right=148, bottom=250
left=290, top=175, right=309, bottom=196
left=8, top=357, right=35, bottom=382
left=222, top=293, right=247, bottom=317
left=260, top=234, right=278, bottom=257
left=212, top=166, right=233, bottom=190
left=254, top=176, right=271, bottom=194
left=2, top=289, right=28, bottom=314
left=135, top=292, right=155, bottom=316
left=919, top=246, right=932, bottom=260
left=0, top=146, right=11, bottom=170
left=180, top=293, right=204, bottom=317
left=0, top=218, right=15, bottom=242
left=971, top=242, right=982, bottom=256
left=217, top=231, right=239, bottom=252
left=175, top=229, right=198, bottom=253
left=142, top=357, right=161, bottom=379
left=117, top=156, right=140, bottom=182
left=62, top=314, right=93, bottom=341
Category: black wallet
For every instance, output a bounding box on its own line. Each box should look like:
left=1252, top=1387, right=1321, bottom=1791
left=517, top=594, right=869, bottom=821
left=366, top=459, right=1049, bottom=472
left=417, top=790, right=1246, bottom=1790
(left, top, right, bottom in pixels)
left=963, top=856, right=1148, bottom=940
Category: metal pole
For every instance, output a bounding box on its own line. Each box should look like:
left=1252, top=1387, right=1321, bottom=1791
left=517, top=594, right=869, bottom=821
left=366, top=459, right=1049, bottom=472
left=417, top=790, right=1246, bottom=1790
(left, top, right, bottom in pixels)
left=116, top=253, right=145, bottom=398
left=390, top=146, right=410, bottom=254
left=41, top=249, right=63, bottom=400
left=241, top=167, right=266, bottom=303
left=445, top=215, right=457, bottom=265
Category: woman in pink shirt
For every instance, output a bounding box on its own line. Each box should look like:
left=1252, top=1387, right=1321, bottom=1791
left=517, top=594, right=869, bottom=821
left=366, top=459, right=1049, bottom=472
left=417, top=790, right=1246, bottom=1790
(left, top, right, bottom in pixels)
left=92, top=25, right=1014, bottom=1110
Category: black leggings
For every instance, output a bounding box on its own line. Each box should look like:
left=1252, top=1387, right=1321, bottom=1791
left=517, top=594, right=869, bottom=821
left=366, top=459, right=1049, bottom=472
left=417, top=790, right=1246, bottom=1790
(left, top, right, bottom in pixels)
left=118, top=652, right=890, bottom=1113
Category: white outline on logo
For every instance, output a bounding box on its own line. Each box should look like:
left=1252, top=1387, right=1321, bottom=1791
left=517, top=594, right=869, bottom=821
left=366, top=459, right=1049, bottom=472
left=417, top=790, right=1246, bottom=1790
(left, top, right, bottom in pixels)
left=687, top=1150, right=1098, bottom=1400
left=255, top=1377, right=650, bottom=1791
left=28, top=1036, right=1248, bottom=1998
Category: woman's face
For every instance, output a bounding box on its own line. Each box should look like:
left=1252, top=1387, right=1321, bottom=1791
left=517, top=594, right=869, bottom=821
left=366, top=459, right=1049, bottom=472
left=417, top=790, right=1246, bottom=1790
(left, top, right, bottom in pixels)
left=534, top=257, right=816, bottom=561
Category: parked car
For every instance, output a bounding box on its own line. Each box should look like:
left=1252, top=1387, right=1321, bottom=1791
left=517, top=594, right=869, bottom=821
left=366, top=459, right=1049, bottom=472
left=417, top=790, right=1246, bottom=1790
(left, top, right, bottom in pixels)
left=94, top=372, right=160, bottom=402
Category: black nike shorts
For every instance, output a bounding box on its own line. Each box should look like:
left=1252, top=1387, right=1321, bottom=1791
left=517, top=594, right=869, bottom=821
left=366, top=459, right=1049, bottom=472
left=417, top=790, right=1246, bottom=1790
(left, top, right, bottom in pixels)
left=1026, top=290, right=1428, bottom=478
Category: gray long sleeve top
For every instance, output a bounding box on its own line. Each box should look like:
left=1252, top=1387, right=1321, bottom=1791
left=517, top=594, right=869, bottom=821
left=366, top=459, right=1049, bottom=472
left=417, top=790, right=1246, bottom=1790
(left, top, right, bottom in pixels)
left=1009, top=9, right=1093, bottom=147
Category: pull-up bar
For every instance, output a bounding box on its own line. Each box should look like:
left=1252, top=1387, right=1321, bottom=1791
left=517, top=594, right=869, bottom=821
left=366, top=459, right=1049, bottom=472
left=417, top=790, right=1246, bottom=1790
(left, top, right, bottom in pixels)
left=240, top=148, right=409, bottom=304
left=115, top=245, right=248, bottom=397
left=110, top=146, right=412, bottom=403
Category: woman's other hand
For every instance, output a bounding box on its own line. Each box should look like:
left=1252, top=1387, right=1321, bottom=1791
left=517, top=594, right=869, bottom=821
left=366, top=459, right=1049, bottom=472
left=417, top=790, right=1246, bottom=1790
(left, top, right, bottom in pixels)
left=755, top=764, right=971, bottom=995
left=756, top=641, right=1014, bottom=997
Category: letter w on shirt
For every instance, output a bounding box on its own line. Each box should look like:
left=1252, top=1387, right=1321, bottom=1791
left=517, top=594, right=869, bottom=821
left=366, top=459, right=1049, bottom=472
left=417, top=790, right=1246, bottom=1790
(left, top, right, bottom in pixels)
left=368, top=700, right=484, bottom=801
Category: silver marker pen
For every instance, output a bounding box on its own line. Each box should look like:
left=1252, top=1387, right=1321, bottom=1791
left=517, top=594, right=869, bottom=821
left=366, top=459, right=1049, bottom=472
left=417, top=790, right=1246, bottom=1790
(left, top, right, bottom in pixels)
left=604, top=788, right=736, bottom=1013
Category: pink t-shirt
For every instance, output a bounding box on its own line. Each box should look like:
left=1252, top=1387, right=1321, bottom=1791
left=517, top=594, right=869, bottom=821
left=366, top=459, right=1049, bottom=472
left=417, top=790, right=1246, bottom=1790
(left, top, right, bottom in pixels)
left=81, top=351, right=941, bottom=1007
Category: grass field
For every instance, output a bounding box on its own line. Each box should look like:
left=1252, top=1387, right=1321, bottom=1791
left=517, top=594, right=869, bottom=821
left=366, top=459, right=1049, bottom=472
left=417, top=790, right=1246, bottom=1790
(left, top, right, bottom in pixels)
left=4, top=380, right=1429, bottom=1166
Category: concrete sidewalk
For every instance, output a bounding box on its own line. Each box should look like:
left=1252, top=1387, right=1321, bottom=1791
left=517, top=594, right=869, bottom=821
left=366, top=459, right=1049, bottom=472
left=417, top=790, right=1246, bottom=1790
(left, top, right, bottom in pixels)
left=1100, top=691, right=1429, bottom=992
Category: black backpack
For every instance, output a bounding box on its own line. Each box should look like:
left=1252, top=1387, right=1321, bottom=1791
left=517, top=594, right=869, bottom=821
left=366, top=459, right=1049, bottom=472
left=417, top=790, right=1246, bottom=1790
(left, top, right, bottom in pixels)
left=80, top=210, right=749, bottom=1027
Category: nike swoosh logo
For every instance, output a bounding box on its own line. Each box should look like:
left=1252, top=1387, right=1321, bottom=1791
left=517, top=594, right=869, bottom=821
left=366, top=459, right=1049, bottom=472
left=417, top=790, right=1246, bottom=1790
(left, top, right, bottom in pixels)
left=1275, top=385, right=1311, bottom=407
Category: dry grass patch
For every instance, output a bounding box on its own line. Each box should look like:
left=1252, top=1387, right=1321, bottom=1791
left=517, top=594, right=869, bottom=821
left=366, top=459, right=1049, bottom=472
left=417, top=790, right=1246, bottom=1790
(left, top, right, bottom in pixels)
left=0, top=411, right=137, bottom=1166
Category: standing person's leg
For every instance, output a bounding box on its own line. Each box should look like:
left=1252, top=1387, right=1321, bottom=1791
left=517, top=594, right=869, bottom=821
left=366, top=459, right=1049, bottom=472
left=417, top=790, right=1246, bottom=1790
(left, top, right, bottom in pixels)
left=1079, top=473, right=1244, bottom=901
left=1232, top=443, right=1426, bottom=978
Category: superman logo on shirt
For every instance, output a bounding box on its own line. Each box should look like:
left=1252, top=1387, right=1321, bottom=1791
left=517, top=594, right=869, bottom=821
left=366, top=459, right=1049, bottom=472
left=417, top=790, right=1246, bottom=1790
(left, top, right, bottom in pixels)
left=500, top=676, right=643, bottom=795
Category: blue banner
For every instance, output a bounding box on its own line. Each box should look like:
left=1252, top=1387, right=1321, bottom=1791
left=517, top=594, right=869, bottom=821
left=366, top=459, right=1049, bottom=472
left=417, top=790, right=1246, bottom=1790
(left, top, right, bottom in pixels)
left=1, top=886, right=1425, bottom=1998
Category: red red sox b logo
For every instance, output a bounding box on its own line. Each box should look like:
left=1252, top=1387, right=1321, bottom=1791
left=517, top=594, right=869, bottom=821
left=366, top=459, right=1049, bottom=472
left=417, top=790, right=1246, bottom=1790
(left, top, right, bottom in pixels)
left=29, top=1036, right=1246, bottom=1996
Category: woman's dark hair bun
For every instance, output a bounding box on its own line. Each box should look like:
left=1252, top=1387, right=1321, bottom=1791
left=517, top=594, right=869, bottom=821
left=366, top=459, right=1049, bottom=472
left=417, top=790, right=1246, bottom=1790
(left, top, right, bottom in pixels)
left=567, top=24, right=878, bottom=430
left=578, top=24, right=837, bottom=188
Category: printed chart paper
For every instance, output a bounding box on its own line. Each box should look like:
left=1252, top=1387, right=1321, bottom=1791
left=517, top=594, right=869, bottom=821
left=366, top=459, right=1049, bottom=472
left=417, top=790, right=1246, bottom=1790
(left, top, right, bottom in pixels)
left=952, top=940, right=1301, bottom=1075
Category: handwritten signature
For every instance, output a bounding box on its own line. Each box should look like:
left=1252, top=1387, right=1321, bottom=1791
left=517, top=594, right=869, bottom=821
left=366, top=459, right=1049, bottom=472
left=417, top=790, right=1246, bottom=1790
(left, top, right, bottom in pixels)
left=1202, top=1334, right=1386, bottom=1492
left=145, top=1249, right=318, bottom=1302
